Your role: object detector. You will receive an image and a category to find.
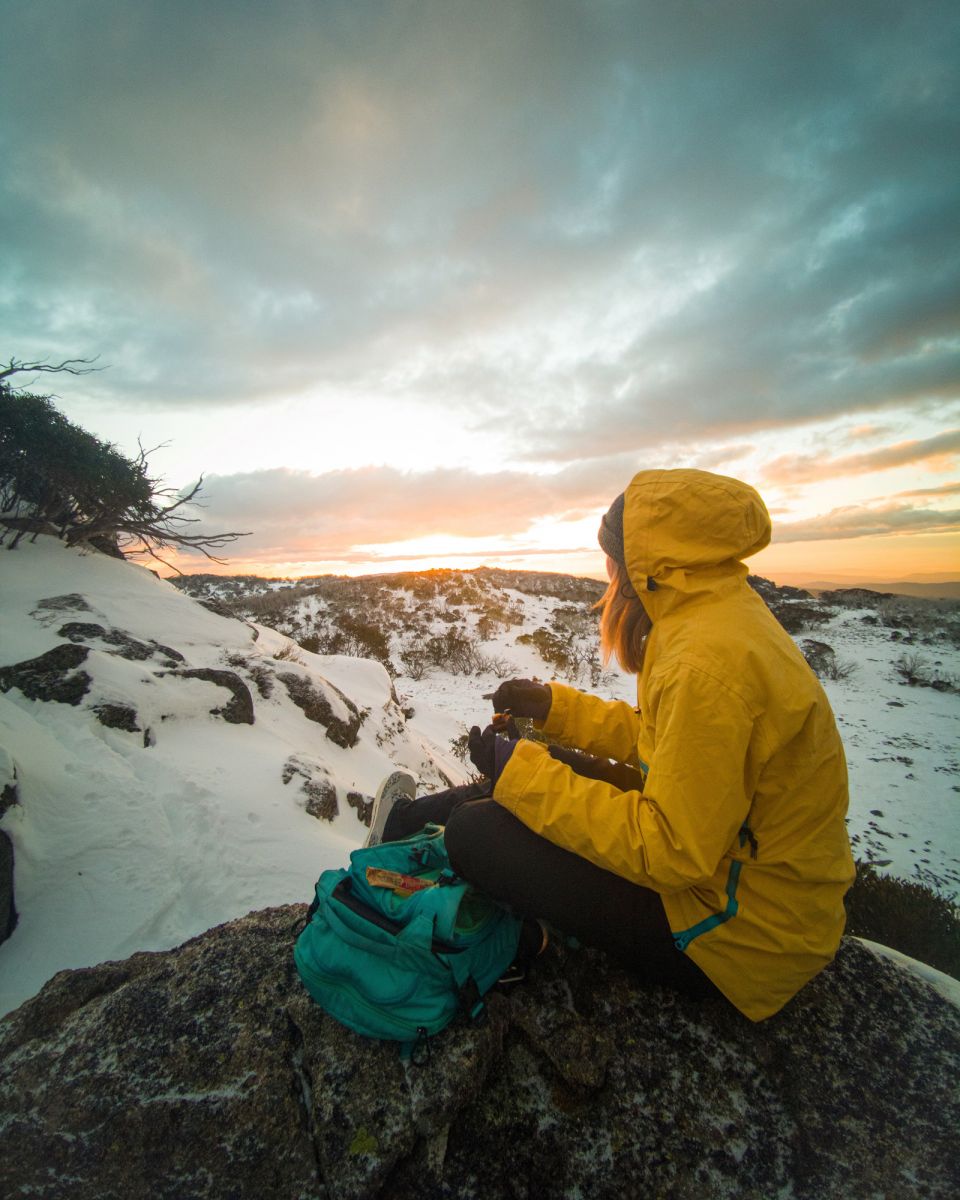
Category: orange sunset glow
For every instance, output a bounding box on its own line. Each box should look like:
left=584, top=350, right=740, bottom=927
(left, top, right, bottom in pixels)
left=3, top=2, right=957, bottom=589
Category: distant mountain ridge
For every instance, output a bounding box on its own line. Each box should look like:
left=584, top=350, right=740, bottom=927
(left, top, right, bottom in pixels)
left=806, top=580, right=960, bottom=601
left=172, top=565, right=607, bottom=603
left=769, top=574, right=960, bottom=600
left=171, top=566, right=960, bottom=602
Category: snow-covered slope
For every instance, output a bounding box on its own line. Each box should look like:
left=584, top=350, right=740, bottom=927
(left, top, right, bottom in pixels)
left=0, top=539, right=468, bottom=1017
left=2, top=540, right=958, bottom=1019
left=807, top=605, right=959, bottom=891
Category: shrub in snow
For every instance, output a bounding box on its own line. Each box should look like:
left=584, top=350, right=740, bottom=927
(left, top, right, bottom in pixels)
left=800, top=640, right=856, bottom=682
left=271, top=642, right=304, bottom=664
left=845, top=862, right=960, bottom=980
left=399, top=645, right=430, bottom=680
left=894, top=652, right=958, bottom=693
left=769, top=601, right=832, bottom=634
left=425, top=628, right=485, bottom=675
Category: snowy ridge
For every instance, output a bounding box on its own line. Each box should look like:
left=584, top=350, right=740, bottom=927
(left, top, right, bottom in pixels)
left=0, top=538, right=469, bottom=1017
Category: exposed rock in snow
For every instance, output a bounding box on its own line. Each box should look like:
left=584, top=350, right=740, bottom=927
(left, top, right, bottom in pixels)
left=0, top=829, right=14, bottom=941
left=0, top=642, right=93, bottom=705
left=0, top=747, right=16, bottom=941
left=168, top=667, right=255, bottom=724
left=1, top=912, right=957, bottom=1200
left=277, top=668, right=364, bottom=747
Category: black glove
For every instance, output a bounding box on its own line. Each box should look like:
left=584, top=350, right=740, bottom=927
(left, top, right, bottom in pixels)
left=468, top=724, right=498, bottom=778
left=489, top=678, right=552, bottom=722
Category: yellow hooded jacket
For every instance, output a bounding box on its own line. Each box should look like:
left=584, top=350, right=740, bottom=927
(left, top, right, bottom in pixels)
left=493, top=469, right=855, bottom=1020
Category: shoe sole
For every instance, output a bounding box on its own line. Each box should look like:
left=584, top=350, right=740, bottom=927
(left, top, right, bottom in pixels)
left=365, top=770, right=417, bottom=847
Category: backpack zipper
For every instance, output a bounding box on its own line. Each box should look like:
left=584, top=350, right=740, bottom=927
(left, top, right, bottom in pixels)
left=332, top=877, right=494, bottom=953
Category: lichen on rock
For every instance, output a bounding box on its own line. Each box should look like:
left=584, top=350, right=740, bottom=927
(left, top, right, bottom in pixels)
left=1, top=912, right=957, bottom=1200
left=278, top=671, right=363, bottom=748
left=93, top=703, right=141, bottom=733
left=56, top=622, right=185, bottom=665
left=0, top=643, right=93, bottom=706
left=282, top=756, right=339, bottom=821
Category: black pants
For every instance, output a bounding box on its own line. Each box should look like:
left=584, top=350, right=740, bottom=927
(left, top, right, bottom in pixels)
left=383, top=783, right=721, bottom=1001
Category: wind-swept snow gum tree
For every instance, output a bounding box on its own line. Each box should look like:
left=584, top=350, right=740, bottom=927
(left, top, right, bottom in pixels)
left=0, top=358, right=248, bottom=570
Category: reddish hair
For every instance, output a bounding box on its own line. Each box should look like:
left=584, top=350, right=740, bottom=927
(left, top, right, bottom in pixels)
left=596, top=559, right=651, bottom=675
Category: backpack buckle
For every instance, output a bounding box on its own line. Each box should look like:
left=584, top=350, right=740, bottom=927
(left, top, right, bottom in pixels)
left=410, top=1027, right=431, bottom=1066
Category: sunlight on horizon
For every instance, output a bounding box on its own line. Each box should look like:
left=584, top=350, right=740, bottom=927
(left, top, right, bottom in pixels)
left=149, top=524, right=959, bottom=586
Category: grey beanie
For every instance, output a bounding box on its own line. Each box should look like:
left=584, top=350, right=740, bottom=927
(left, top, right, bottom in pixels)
left=598, top=492, right=626, bottom=565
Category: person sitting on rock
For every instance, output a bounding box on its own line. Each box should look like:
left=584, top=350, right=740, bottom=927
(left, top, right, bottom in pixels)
left=368, top=468, right=855, bottom=1020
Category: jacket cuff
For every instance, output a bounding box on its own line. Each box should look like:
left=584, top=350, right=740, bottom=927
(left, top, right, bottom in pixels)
left=493, top=738, right=547, bottom=814
left=540, top=681, right=577, bottom=740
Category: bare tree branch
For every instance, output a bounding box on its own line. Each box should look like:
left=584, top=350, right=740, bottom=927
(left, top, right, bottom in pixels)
left=1, top=356, right=103, bottom=382
left=2, top=360, right=251, bottom=566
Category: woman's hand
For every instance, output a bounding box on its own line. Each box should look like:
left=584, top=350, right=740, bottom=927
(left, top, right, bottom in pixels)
left=489, top=679, right=552, bottom=722
left=467, top=725, right=498, bottom=778
left=469, top=723, right=520, bottom=781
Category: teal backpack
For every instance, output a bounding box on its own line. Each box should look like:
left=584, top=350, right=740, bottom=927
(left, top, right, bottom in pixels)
left=293, top=825, right=523, bottom=1059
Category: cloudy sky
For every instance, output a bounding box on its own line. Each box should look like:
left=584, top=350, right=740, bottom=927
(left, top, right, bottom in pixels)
left=2, top=0, right=958, bottom=582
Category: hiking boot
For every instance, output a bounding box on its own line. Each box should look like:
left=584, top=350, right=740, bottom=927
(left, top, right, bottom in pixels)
left=497, top=918, right=549, bottom=988
left=365, top=771, right=417, bottom=847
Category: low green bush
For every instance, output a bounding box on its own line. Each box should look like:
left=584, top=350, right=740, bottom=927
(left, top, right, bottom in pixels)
left=844, top=861, right=960, bottom=980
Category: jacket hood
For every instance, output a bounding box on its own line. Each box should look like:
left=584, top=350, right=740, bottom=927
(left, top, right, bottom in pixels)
left=622, top=469, right=771, bottom=600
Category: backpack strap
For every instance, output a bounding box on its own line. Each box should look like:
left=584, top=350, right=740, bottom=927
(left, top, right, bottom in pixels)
left=445, top=951, right=485, bottom=1019
left=426, top=872, right=470, bottom=943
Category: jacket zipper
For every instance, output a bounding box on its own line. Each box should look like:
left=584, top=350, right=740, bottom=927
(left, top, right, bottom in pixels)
left=672, top=824, right=757, bottom=952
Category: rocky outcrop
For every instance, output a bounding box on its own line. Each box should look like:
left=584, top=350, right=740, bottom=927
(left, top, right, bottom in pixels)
left=747, top=574, right=812, bottom=603
left=0, top=748, right=18, bottom=944
left=1, top=909, right=957, bottom=1200
left=92, top=702, right=141, bottom=732
left=0, top=647, right=254, bottom=726
left=56, top=621, right=185, bottom=664
left=30, top=592, right=94, bottom=618
left=279, top=671, right=364, bottom=748
left=0, top=830, right=15, bottom=941
left=197, top=596, right=235, bottom=618
left=170, top=668, right=255, bottom=725
left=0, top=746, right=16, bottom=818
left=746, top=576, right=831, bottom=634
left=282, top=756, right=341, bottom=821
left=0, top=643, right=92, bottom=705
